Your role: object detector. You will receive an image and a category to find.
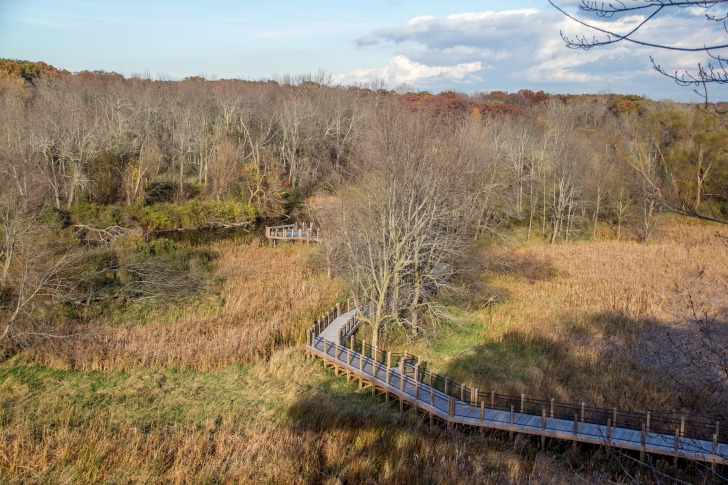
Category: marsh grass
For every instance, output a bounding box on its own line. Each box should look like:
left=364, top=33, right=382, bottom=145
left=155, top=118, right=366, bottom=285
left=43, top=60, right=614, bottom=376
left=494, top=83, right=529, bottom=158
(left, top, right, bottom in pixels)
left=2, top=221, right=725, bottom=483
left=0, top=349, right=546, bottom=484
left=22, top=239, right=345, bottom=371
left=398, top=218, right=728, bottom=415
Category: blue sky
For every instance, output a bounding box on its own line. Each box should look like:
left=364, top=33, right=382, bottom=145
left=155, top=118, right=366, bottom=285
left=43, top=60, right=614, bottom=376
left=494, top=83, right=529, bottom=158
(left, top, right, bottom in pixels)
left=0, top=0, right=726, bottom=101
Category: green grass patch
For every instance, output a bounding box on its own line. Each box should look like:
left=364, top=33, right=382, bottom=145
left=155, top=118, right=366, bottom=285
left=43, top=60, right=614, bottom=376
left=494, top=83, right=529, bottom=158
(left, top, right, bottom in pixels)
left=97, top=294, right=225, bottom=328
left=0, top=349, right=391, bottom=433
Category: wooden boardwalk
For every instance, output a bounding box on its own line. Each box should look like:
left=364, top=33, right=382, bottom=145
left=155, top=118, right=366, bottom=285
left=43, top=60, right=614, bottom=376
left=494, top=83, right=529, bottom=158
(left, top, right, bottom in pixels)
left=265, top=223, right=320, bottom=243
left=306, top=305, right=728, bottom=467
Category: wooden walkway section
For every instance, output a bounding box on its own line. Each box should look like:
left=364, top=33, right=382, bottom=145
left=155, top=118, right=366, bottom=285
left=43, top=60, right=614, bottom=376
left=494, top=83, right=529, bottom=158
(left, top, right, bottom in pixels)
left=265, top=223, right=320, bottom=243
left=306, top=304, right=728, bottom=467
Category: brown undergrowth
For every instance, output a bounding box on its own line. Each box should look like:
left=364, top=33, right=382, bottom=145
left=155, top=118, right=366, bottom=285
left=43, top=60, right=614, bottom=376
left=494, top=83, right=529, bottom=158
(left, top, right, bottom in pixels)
left=22, top=239, right=345, bottom=371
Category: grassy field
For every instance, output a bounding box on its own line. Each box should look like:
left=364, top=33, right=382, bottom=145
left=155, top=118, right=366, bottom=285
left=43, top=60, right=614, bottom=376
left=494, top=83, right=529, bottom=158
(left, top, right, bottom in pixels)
left=5, top=346, right=614, bottom=483
left=396, top=218, right=728, bottom=417
left=0, top=240, right=543, bottom=484
left=1, top=226, right=725, bottom=483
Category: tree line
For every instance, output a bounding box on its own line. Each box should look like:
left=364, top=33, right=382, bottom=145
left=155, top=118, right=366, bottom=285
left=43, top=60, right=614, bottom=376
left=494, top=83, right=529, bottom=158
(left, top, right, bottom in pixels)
left=1, top=62, right=727, bottom=347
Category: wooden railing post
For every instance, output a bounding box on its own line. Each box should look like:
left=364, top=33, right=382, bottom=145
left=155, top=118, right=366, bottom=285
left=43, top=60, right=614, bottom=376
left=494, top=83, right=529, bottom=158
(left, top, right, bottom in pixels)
left=646, top=412, right=651, bottom=432
left=713, top=432, right=719, bottom=471
left=541, top=409, right=547, bottom=449
left=580, top=402, right=585, bottom=423
left=509, top=405, right=515, bottom=439
left=480, top=400, right=485, bottom=421
left=372, top=359, right=376, bottom=398
left=607, top=418, right=612, bottom=445
left=399, top=358, right=405, bottom=412
left=414, top=364, right=420, bottom=403
left=448, top=397, right=454, bottom=428
left=641, top=422, right=646, bottom=462
left=490, top=390, right=495, bottom=409
left=674, top=429, right=679, bottom=467
left=680, top=415, right=685, bottom=438
left=613, top=408, right=617, bottom=428
left=430, top=374, right=435, bottom=409
left=429, top=373, right=435, bottom=426
left=386, top=352, right=391, bottom=386
left=520, top=394, right=525, bottom=414
left=550, top=398, right=554, bottom=419
left=359, top=340, right=365, bottom=390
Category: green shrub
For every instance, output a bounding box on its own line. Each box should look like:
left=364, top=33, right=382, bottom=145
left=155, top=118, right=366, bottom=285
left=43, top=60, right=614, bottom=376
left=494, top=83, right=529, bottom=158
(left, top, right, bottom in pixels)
left=68, top=200, right=256, bottom=235
left=69, top=200, right=123, bottom=228
left=132, top=200, right=256, bottom=234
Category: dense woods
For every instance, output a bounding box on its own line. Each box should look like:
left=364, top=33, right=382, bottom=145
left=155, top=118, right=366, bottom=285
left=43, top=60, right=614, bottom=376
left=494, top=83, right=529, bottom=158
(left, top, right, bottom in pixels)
left=1, top=60, right=728, bottom=349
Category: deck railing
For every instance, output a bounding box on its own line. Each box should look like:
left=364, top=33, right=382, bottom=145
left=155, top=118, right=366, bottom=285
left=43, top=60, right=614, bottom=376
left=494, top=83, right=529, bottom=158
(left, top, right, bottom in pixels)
left=265, top=223, right=321, bottom=242
left=338, top=333, right=726, bottom=444
left=308, top=304, right=727, bottom=451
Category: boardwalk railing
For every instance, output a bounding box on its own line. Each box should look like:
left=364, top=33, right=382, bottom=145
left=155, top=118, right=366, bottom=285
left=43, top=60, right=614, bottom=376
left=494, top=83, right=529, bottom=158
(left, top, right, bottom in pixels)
left=344, top=335, right=725, bottom=444
left=306, top=304, right=728, bottom=467
left=266, top=223, right=321, bottom=242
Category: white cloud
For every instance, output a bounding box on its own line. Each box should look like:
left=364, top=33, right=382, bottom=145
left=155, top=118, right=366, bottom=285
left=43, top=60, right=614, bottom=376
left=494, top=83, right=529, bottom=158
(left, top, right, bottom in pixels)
left=338, top=6, right=728, bottom=99
left=333, top=55, right=482, bottom=86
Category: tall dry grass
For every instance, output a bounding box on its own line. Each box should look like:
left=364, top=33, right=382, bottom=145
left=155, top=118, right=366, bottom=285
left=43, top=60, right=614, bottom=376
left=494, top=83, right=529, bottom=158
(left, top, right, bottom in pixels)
left=2, top=225, right=722, bottom=483
left=408, top=218, right=728, bottom=415
left=0, top=349, right=546, bottom=484
left=24, top=239, right=345, bottom=371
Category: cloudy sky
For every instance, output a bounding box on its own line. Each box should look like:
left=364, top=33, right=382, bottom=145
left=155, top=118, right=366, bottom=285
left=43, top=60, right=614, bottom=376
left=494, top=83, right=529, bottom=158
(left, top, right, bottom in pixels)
left=1, top=0, right=726, bottom=101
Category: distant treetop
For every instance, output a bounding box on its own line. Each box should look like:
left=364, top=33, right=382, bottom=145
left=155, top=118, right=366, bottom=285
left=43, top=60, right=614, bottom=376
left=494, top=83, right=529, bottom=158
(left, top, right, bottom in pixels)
left=0, top=58, right=69, bottom=83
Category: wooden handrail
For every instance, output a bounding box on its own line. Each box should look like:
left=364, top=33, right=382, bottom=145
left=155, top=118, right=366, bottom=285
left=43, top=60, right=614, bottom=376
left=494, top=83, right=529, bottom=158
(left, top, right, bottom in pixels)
left=265, top=223, right=321, bottom=243
left=306, top=303, right=728, bottom=466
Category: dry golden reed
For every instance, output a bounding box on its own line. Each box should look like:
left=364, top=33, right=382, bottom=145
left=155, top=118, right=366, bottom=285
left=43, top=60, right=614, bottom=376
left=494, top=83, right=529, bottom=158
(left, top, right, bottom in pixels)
left=25, top=239, right=345, bottom=371
left=414, top=218, right=728, bottom=414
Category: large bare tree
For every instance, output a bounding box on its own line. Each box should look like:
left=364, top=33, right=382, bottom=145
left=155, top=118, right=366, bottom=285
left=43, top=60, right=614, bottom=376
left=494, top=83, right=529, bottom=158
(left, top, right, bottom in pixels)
left=325, top=108, right=500, bottom=345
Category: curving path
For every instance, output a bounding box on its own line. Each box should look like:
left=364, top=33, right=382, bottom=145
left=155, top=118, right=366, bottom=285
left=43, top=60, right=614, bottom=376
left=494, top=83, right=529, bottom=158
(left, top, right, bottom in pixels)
left=306, top=306, right=728, bottom=468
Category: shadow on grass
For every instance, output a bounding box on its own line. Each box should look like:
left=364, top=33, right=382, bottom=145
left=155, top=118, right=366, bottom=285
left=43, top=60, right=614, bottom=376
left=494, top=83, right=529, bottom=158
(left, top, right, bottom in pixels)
left=484, top=247, right=558, bottom=283
left=283, top=377, right=523, bottom=484
left=441, top=311, right=728, bottom=418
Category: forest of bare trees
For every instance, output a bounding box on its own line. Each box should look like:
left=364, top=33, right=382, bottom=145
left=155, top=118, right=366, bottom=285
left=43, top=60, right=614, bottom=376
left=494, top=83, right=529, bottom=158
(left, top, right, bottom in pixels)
left=1, top=62, right=727, bottom=347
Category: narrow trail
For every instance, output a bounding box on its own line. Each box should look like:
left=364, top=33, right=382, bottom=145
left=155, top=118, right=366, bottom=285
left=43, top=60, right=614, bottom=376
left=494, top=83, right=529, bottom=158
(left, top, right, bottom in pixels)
left=306, top=303, right=728, bottom=468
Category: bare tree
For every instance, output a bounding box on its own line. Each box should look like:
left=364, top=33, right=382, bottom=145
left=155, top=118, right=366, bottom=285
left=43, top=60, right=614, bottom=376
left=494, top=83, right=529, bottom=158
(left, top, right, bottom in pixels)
left=326, top=109, right=490, bottom=345
left=277, top=96, right=318, bottom=192
left=0, top=200, right=79, bottom=344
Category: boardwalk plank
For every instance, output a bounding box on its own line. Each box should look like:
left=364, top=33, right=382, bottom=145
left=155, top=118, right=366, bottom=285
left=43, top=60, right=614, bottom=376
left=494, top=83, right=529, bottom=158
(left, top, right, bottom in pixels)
left=307, top=309, right=728, bottom=465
